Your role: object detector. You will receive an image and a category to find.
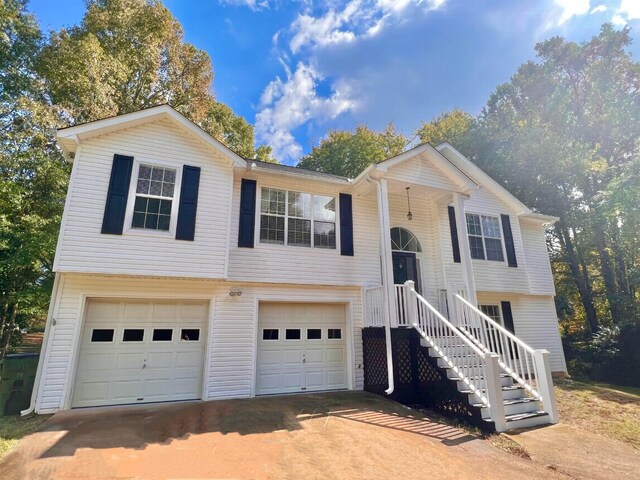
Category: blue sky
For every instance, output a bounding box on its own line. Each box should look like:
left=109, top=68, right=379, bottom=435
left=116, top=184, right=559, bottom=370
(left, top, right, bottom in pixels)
left=29, top=0, right=640, bottom=164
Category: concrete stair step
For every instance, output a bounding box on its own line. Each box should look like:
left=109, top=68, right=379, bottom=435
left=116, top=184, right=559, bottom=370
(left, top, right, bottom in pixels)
left=503, top=411, right=551, bottom=429
left=481, top=397, right=541, bottom=417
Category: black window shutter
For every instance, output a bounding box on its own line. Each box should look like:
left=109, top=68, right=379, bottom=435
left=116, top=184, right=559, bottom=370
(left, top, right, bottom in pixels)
left=339, top=193, right=354, bottom=256
left=101, top=154, right=134, bottom=235
left=501, top=214, right=518, bottom=267
left=501, top=301, right=515, bottom=334
left=238, top=179, right=257, bottom=248
left=448, top=206, right=461, bottom=263
left=175, top=165, right=201, bottom=241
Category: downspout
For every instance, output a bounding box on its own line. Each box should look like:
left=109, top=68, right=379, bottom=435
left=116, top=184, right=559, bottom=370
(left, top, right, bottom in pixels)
left=21, top=272, right=61, bottom=416
left=368, top=175, right=394, bottom=395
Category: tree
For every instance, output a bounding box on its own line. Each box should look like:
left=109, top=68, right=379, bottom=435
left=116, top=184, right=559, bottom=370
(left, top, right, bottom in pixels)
left=415, top=109, right=475, bottom=153
left=474, top=24, right=640, bottom=332
left=297, top=124, right=407, bottom=177
left=37, top=0, right=213, bottom=124
left=0, top=1, right=69, bottom=356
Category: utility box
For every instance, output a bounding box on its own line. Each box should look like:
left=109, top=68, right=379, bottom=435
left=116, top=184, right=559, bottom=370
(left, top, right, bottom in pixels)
left=0, top=353, right=39, bottom=416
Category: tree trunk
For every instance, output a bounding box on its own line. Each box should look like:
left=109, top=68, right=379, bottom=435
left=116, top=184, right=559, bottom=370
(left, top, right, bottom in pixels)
left=0, top=303, right=18, bottom=359
left=610, top=224, right=635, bottom=319
left=558, top=221, right=599, bottom=332
left=593, top=218, right=625, bottom=325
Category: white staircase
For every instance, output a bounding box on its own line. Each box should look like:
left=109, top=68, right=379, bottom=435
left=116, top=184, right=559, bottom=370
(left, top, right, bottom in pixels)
left=396, top=281, right=558, bottom=432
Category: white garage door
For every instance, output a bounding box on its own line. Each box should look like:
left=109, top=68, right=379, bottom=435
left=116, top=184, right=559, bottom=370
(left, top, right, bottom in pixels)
left=256, top=303, right=348, bottom=395
left=72, top=299, right=208, bottom=408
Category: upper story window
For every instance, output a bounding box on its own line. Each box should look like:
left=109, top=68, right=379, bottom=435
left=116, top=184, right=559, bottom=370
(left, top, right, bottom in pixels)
left=466, top=213, right=504, bottom=261
left=132, top=164, right=176, bottom=231
left=259, top=187, right=336, bottom=249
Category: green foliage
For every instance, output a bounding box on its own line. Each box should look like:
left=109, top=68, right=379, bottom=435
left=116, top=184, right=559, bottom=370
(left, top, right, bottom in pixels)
left=297, top=124, right=407, bottom=177
left=37, top=0, right=213, bottom=124
left=415, top=109, right=475, bottom=153
left=0, top=0, right=265, bottom=354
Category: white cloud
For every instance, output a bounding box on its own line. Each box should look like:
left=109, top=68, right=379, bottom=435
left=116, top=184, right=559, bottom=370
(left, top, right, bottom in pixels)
left=289, top=0, right=447, bottom=53
left=255, top=63, right=357, bottom=162
left=613, top=0, right=640, bottom=25
left=219, top=0, right=270, bottom=11
left=553, top=0, right=591, bottom=25
left=590, top=4, right=607, bottom=14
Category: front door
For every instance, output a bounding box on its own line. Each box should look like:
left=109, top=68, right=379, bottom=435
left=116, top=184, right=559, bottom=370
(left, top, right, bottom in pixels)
left=392, top=251, right=419, bottom=291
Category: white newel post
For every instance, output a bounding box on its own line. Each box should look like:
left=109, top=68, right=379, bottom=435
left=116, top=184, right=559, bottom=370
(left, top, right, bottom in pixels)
left=405, top=281, right=417, bottom=327
left=452, top=192, right=477, bottom=309
left=534, top=349, right=559, bottom=424
left=484, top=352, right=507, bottom=432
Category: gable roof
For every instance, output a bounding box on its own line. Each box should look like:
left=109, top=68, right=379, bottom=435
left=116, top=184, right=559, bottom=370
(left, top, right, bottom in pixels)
left=56, top=104, right=247, bottom=168
left=352, top=142, right=479, bottom=194
left=435, top=142, right=532, bottom=215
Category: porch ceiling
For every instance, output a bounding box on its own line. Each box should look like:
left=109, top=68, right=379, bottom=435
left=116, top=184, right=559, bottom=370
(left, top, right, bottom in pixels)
left=385, top=178, right=452, bottom=204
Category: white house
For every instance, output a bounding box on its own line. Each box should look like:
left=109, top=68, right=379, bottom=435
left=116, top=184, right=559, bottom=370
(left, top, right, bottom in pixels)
left=28, top=105, right=566, bottom=432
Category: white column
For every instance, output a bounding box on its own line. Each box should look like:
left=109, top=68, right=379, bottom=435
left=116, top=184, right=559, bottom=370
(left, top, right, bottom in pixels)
left=453, top=192, right=477, bottom=307
left=377, top=178, right=396, bottom=327
left=376, top=178, right=395, bottom=395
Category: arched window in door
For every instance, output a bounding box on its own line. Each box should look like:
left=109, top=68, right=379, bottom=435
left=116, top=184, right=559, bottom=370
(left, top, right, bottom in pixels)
left=390, top=227, right=422, bottom=252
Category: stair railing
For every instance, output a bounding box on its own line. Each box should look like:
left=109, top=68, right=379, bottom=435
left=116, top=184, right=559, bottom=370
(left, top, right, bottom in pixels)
left=363, top=286, right=385, bottom=327
left=454, top=294, right=558, bottom=423
left=400, top=282, right=507, bottom=431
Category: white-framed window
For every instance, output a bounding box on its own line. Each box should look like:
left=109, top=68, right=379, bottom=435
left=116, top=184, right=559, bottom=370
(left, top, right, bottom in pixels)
left=466, top=213, right=505, bottom=262
left=259, top=187, right=337, bottom=249
left=480, top=304, right=502, bottom=325
left=131, top=163, right=178, bottom=232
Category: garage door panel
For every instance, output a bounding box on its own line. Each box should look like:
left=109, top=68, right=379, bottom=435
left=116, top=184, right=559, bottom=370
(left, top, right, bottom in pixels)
left=305, top=348, right=324, bottom=365
left=305, top=371, right=325, bottom=389
left=116, top=353, right=146, bottom=371
left=75, top=382, right=109, bottom=404
left=256, top=303, right=348, bottom=395
left=72, top=299, right=207, bottom=408
left=327, top=370, right=345, bottom=387
left=176, top=350, right=202, bottom=367
left=81, top=353, right=116, bottom=372
left=283, top=349, right=304, bottom=365
left=147, top=351, right=175, bottom=369
left=282, top=372, right=304, bottom=389
left=112, top=380, right=144, bottom=401
left=326, top=348, right=344, bottom=363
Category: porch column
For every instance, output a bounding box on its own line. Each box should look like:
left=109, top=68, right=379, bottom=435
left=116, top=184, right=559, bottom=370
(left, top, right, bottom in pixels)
left=376, top=178, right=397, bottom=328
left=453, top=192, right=478, bottom=306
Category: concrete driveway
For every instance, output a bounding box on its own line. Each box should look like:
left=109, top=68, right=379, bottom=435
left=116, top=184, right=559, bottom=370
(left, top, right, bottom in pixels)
left=0, top=392, right=578, bottom=479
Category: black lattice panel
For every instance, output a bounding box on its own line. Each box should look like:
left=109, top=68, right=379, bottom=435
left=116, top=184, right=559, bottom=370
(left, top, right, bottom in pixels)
left=361, top=327, right=495, bottom=432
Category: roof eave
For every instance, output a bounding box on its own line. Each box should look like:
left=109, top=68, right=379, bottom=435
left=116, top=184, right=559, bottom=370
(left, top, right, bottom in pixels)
left=56, top=105, right=247, bottom=168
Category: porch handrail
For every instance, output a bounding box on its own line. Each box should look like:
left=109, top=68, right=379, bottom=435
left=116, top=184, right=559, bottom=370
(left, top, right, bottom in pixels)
left=363, top=286, right=385, bottom=327
left=408, top=289, right=491, bottom=407
left=454, top=294, right=558, bottom=421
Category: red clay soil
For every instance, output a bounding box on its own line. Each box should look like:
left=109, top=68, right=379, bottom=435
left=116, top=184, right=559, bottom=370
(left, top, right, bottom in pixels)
left=0, top=392, right=613, bottom=480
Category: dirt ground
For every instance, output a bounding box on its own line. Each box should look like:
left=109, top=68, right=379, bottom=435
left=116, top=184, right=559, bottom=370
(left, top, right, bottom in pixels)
left=0, top=391, right=637, bottom=479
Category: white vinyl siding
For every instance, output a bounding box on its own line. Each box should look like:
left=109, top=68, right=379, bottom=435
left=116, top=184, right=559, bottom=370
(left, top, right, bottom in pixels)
left=442, top=188, right=530, bottom=294
left=35, top=273, right=364, bottom=413
left=229, top=174, right=381, bottom=286
left=53, top=119, right=232, bottom=278
left=520, top=219, right=556, bottom=295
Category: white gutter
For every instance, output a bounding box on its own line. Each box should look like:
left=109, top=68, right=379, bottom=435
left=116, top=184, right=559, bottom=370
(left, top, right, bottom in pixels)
left=368, top=175, right=395, bottom=395
left=21, top=272, right=61, bottom=416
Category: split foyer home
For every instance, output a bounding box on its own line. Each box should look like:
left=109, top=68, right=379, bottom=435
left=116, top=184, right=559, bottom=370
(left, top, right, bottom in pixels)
left=28, top=105, right=566, bottom=432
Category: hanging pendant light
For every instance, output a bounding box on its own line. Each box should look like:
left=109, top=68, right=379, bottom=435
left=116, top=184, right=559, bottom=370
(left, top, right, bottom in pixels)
left=405, top=186, right=413, bottom=221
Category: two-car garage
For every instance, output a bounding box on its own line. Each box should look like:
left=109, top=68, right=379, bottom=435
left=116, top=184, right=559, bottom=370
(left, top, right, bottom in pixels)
left=71, top=298, right=349, bottom=408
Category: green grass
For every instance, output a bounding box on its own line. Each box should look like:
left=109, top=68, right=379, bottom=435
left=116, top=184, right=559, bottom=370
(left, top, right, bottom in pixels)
left=555, top=379, right=640, bottom=449
left=0, top=414, right=50, bottom=460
